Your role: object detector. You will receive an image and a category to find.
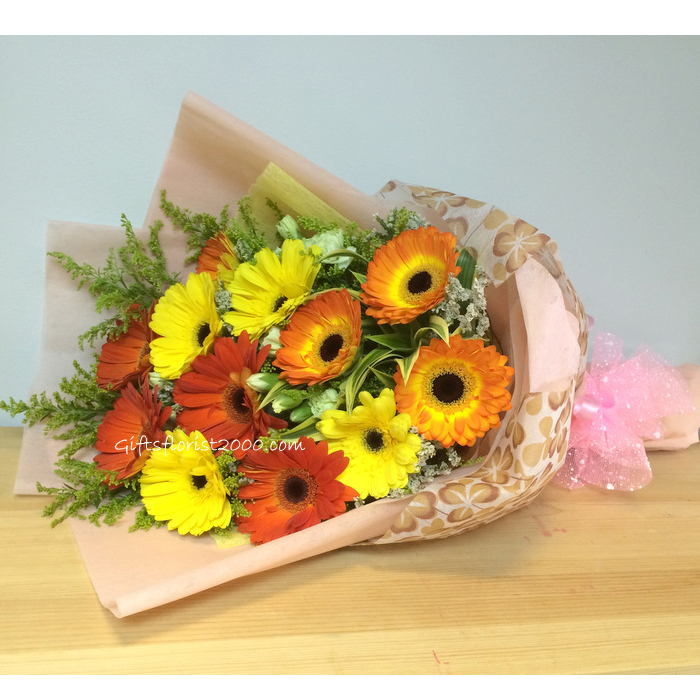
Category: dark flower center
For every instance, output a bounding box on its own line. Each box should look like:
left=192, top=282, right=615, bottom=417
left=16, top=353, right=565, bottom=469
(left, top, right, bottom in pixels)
left=363, top=428, right=385, bottom=452
left=276, top=468, right=318, bottom=513
left=431, top=372, right=465, bottom=405
left=197, top=322, right=211, bottom=347
left=137, top=341, right=150, bottom=366
left=223, top=384, right=250, bottom=422
left=273, top=296, right=288, bottom=312
left=407, top=270, right=433, bottom=295
left=283, top=475, right=309, bottom=504
left=192, top=474, right=208, bottom=490
left=319, top=333, right=344, bottom=362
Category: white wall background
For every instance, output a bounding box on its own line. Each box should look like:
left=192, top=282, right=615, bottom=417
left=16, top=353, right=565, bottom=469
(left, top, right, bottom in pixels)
left=1, top=35, right=698, bottom=426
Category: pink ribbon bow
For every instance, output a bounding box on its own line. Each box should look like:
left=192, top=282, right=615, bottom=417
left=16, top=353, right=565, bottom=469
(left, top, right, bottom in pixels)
left=555, top=332, right=694, bottom=491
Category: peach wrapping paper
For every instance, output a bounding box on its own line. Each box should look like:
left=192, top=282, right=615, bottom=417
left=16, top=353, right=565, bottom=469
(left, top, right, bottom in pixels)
left=14, top=93, right=699, bottom=616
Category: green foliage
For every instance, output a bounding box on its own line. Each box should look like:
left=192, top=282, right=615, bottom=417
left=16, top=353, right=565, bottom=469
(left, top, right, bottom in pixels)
left=214, top=450, right=250, bottom=520
left=160, top=191, right=268, bottom=264
left=375, top=207, right=428, bottom=237
left=0, top=361, right=142, bottom=528
left=228, top=499, right=252, bottom=520
left=257, top=378, right=292, bottom=411
left=312, top=262, right=355, bottom=294
left=396, top=346, right=422, bottom=384
left=296, top=215, right=341, bottom=235
left=344, top=346, right=400, bottom=411
left=159, top=190, right=231, bottom=261
left=0, top=360, right=117, bottom=458
left=129, top=507, right=163, bottom=532
left=456, top=248, right=477, bottom=289
left=265, top=198, right=285, bottom=221
left=344, top=222, right=387, bottom=262
left=37, top=459, right=141, bottom=528
left=359, top=371, right=391, bottom=396
left=258, top=357, right=278, bottom=375
left=364, top=332, right=413, bottom=351
left=413, top=315, right=452, bottom=346
left=49, top=215, right=180, bottom=349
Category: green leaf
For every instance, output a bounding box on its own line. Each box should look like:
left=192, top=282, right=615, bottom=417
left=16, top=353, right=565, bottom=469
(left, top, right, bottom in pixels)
left=396, top=346, right=422, bottom=384
left=456, top=248, right=477, bottom=289
left=427, top=315, right=452, bottom=343
left=316, top=248, right=368, bottom=265
left=349, top=270, right=367, bottom=285
left=365, top=333, right=413, bottom=351
left=344, top=347, right=399, bottom=411
left=413, top=315, right=452, bottom=346
left=273, top=416, right=322, bottom=441
left=369, top=367, right=396, bottom=388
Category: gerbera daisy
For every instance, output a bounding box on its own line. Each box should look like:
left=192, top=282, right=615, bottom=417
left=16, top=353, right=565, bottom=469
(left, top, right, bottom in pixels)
left=196, top=232, right=239, bottom=286
left=316, top=388, right=421, bottom=499
left=140, top=429, right=231, bottom=536
left=223, top=238, right=320, bottom=339
left=94, top=380, right=172, bottom=483
left=173, top=333, right=286, bottom=457
left=149, top=272, right=222, bottom=379
left=273, top=289, right=362, bottom=385
left=361, top=227, right=460, bottom=324
left=235, top=436, right=357, bottom=545
left=96, top=304, right=154, bottom=391
left=394, top=335, right=514, bottom=448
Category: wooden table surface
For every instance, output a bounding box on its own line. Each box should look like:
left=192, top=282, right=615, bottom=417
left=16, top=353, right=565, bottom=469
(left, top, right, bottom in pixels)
left=1, top=426, right=699, bottom=675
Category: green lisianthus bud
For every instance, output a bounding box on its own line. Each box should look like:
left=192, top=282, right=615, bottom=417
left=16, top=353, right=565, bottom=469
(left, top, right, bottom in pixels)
left=302, top=230, right=355, bottom=269
left=149, top=371, right=174, bottom=391
left=261, top=326, right=282, bottom=352
left=271, top=389, right=306, bottom=413
left=247, top=372, right=280, bottom=393
left=277, top=215, right=301, bottom=240
left=290, top=404, right=313, bottom=423
left=307, top=388, right=340, bottom=418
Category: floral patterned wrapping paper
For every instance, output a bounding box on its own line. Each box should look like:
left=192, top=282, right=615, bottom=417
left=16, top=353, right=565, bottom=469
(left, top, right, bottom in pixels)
left=370, top=182, right=588, bottom=544
left=14, top=94, right=591, bottom=615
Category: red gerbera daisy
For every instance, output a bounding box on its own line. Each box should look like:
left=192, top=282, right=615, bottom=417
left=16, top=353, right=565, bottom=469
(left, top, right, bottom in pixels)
left=96, top=305, right=155, bottom=391
left=173, top=333, right=286, bottom=457
left=196, top=232, right=239, bottom=285
left=94, top=380, right=172, bottom=483
left=235, top=436, right=357, bottom=545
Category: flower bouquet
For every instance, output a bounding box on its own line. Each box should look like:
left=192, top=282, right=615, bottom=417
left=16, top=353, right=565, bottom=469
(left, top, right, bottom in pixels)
left=9, top=93, right=693, bottom=617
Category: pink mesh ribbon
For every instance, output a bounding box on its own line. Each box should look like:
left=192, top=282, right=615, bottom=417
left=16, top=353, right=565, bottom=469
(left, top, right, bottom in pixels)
left=555, top=332, right=695, bottom=491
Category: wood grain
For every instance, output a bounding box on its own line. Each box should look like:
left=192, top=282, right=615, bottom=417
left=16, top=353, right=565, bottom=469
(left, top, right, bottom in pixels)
left=1, top=426, right=698, bottom=674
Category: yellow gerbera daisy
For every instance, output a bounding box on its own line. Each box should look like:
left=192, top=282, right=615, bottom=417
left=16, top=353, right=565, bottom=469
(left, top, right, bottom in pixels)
left=317, top=388, right=421, bottom=499
left=394, top=335, right=514, bottom=448
left=139, top=429, right=231, bottom=536
left=273, top=289, right=362, bottom=385
left=361, top=227, right=460, bottom=324
left=224, top=239, right=321, bottom=339
left=149, top=272, right=222, bottom=379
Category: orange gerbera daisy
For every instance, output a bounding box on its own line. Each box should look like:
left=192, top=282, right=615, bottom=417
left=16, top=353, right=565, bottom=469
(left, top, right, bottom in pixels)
left=196, top=232, right=239, bottom=285
left=394, top=336, right=514, bottom=448
left=173, top=333, right=286, bottom=457
left=273, top=289, right=362, bottom=385
left=94, top=380, right=172, bottom=483
left=235, top=436, right=357, bottom=545
left=96, top=305, right=154, bottom=391
left=361, top=227, right=460, bottom=324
